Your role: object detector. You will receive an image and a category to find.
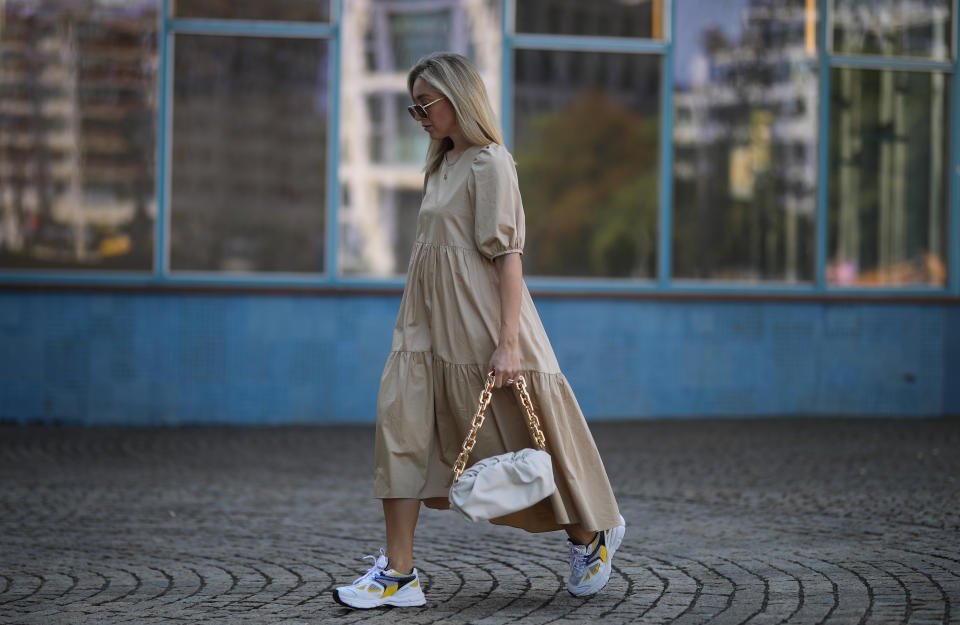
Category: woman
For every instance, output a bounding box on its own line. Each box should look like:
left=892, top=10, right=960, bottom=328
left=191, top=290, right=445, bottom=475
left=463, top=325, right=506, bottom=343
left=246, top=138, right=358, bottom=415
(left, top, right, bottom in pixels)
left=333, top=52, right=625, bottom=610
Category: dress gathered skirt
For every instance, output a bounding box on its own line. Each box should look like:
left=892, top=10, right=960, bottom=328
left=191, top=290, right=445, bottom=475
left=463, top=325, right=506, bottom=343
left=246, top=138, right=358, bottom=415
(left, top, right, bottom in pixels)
left=373, top=142, right=621, bottom=533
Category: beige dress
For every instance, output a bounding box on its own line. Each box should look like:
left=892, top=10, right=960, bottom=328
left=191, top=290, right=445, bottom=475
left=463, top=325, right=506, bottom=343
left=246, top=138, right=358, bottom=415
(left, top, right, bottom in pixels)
left=373, top=142, right=621, bottom=533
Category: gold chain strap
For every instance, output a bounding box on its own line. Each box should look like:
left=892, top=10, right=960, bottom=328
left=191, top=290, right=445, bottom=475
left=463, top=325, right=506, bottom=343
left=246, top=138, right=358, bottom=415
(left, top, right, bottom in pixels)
left=451, top=372, right=547, bottom=483
left=514, top=375, right=548, bottom=451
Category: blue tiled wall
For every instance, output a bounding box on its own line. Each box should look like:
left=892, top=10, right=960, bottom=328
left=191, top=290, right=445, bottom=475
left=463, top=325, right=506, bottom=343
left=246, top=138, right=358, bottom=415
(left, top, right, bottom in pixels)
left=945, top=306, right=960, bottom=415
left=0, top=291, right=954, bottom=424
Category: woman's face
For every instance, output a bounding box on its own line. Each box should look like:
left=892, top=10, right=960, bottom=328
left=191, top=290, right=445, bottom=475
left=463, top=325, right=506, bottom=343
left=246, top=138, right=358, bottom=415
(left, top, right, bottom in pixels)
left=411, top=76, right=460, bottom=143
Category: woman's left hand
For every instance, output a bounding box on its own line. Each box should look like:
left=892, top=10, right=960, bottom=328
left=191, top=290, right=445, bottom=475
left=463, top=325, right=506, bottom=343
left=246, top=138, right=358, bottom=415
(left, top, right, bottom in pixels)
left=488, top=343, right=521, bottom=389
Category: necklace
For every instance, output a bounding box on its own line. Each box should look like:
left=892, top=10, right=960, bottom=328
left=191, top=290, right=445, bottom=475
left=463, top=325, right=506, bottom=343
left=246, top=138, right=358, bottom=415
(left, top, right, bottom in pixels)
left=443, top=150, right=462, bottom=180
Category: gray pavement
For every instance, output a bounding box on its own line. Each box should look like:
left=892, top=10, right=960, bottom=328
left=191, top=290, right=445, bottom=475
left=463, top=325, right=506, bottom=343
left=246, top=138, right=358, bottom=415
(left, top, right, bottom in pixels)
left=0, top=418, right=958, bottom=624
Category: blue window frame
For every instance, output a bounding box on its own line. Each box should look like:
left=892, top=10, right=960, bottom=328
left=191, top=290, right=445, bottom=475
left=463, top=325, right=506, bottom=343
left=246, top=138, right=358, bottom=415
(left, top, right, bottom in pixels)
left=0, top=0, right=957, bottom=297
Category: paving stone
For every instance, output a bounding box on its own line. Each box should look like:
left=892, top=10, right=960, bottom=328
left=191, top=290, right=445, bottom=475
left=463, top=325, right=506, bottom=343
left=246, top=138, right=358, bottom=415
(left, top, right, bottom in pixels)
left=0, top=419, right=958, bottom=624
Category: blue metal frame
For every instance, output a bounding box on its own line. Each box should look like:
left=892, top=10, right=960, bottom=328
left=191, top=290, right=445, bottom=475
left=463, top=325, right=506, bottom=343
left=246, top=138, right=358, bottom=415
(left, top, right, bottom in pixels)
left=167, top=19, right=335, bottom=38
left=0, top=0, right=957, bottom=300
left=815, top=0, right=830, bottom=292
left=325, top=0, right=343, bottom=282
left=501, top=0, right=513, bottom=151
left=157, top=0, right=173, bottom=281
left=951, top=5, right=960, bottom=296
left=658, top=0, right=674, bottom=288
left=511, top=33, right=668, bottom=54
left=829, top=54, right=953, bottom=72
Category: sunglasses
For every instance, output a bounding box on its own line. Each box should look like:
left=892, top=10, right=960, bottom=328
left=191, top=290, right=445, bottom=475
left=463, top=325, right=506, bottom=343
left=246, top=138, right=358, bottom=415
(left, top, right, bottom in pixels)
left=407, top=96, right=445, bottom=120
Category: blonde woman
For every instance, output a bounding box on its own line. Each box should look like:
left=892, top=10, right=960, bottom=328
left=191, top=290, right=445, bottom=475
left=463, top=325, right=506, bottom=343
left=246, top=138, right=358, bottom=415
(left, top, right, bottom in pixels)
left=333, top=52, right=625, bottom=609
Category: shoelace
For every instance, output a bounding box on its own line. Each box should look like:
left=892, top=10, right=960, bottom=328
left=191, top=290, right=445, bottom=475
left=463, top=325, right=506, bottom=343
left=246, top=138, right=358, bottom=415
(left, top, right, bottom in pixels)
left=352, top=548, right=389, bottom=585
left=568, top=542, right=589, bottom=574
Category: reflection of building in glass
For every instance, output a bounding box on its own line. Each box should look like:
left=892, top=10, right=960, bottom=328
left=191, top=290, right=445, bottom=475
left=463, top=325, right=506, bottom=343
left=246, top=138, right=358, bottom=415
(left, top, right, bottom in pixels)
left=514, top=51, right=658, bottom=133
left=831, top=66, right=947, bottom=286
left=513, top=1, right=657, bottom=124
left=673, top=0, right=817, bottom=281
left=173, top=0, right=329, bottom=22
left=831, top=2, right=949, bottom=286
left=339, top=0, right=500, bottom=276
left=832, top=0, right=952, bottom=59
left=0, top=1, right=157, bottom=269
left=169, top=35, right=328, bottom=273
left=515, top=0, right=661, bottom=39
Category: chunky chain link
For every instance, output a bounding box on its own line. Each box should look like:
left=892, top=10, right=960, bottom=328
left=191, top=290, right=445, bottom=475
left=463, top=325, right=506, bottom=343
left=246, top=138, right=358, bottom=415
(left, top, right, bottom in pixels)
left=514, top=375, right=548, bottom=451
left=451, top=373, right=494, bottom=483
left=451, top=372, right=547, bottom=483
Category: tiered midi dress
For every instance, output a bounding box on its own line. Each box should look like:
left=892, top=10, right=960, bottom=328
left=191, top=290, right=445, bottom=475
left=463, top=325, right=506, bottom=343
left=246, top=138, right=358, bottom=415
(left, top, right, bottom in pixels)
left=373, top=142, right=621, bottom=533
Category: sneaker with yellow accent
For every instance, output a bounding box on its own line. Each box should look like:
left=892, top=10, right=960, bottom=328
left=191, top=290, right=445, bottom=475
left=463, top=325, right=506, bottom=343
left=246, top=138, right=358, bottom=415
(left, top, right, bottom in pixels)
left=566, top=515, right=626, bottom=597
left=333, top=548, right=426, bottom=609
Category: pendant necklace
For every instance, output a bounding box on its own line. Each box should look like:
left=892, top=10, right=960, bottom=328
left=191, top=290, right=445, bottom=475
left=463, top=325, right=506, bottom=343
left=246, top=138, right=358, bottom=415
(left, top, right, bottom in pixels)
left=443, top=151, right=461, bottom=180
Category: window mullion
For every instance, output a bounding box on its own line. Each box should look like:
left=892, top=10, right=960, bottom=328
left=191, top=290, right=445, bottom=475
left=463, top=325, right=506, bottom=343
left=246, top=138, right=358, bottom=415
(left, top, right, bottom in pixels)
left=658, top=3, right=674, bottom=289
left=816, top=0, right=830, bottom=292
left=950, top=11, right=960, bottom=295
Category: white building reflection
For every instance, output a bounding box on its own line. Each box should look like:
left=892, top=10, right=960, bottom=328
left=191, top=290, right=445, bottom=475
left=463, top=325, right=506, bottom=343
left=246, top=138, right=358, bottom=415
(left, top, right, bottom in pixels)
left=338, top=0, right=500, bottom=276
left=0, top=1, right=157, bottom=269
left=673, top=0, right=818, bottom=282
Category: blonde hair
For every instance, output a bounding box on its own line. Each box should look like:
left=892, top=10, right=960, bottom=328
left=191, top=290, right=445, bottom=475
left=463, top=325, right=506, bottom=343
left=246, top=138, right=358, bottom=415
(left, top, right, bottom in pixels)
left=407, top=52, right=504, bottom=178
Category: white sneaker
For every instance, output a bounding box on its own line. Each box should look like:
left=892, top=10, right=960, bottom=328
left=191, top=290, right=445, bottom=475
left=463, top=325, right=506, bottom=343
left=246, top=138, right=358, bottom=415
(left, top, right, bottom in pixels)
left=333, top=548, right=426, bottom=609
left=567, top=515, right=626, bottom=597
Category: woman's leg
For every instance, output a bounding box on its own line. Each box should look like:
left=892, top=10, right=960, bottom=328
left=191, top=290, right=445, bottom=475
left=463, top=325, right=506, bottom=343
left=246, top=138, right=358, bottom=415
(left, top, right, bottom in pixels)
left=383, top=498, right=420, bottom=574
left=565, top=524, right=598, bottom=545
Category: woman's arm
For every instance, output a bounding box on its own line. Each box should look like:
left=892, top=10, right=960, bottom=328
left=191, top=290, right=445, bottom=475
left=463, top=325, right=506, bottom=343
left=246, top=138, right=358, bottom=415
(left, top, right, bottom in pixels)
left=488, top=251, right=523, bottom=388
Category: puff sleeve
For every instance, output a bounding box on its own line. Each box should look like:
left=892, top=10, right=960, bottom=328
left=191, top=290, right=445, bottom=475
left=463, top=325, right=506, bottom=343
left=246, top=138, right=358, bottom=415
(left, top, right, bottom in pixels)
left=469, top=143, right=525, bottom=260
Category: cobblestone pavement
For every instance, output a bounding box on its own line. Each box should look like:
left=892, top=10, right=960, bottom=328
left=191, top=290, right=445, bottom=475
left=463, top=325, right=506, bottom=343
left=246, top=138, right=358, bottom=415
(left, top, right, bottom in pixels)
left=1, top=418, right=958, bottom=625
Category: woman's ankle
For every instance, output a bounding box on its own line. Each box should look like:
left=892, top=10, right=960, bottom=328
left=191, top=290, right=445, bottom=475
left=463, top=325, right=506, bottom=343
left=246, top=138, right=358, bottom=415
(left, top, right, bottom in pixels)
left=565, top=525, right=598, bottom=546
left=387, top=560, right=414, bottom=575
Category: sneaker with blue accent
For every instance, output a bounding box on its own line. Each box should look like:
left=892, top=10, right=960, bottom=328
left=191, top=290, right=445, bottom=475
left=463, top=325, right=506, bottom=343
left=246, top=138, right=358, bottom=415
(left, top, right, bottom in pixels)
left=333, top=548, right=426, bottom=609
left=566, top=515, right=626, bottom=597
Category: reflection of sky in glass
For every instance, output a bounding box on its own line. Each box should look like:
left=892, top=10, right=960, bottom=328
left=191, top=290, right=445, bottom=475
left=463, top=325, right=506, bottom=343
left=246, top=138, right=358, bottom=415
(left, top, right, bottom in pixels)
left=674, top=0, right=749, bottom=89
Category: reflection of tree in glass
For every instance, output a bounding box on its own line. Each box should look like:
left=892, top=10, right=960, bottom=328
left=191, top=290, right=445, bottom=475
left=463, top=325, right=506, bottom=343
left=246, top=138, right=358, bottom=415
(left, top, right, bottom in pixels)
left=516, top=91, right=658, bottom=278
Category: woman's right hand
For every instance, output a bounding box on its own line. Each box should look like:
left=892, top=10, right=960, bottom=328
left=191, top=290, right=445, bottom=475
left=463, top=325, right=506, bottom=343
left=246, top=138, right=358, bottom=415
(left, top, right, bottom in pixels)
left=488, top=341, right=521, bottom=389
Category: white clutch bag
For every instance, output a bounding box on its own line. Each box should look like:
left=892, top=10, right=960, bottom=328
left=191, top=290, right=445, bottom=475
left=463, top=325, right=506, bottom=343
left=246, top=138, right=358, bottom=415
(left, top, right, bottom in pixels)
left=448, top=373, right=556, bottom=523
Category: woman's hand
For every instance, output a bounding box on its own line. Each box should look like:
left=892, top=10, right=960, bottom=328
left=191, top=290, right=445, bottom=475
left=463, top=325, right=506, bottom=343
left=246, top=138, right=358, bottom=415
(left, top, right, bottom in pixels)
left=488, top=341, right=521, bottom=389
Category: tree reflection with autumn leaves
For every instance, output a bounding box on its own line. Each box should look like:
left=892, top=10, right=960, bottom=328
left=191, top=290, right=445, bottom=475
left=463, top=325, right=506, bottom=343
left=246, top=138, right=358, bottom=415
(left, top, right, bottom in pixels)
left=516, top=91, right=659, bottom=279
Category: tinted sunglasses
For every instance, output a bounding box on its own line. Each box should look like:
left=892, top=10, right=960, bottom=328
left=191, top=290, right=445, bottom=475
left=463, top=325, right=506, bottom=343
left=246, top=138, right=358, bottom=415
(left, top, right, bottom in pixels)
left=407, top=96, right=445, bottom=120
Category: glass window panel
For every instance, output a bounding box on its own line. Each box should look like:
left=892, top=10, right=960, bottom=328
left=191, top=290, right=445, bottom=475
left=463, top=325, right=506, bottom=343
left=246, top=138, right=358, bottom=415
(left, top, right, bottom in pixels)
left=365, top=7, right=458, bottom=73
left=0, top=0, right=158, bottom=271
left=173, top=0, right=330, bottom=22
left=170, top=35, right=328, bottom=273
left=514, top=50, right=660, bottom=278
left=339, top=0, right=501, bottom=277
left=828, top=68, right=948, bottom=287
left=516, top=0, right=663, bottom=39
left=366, top=92, right=430, bottom=165
left=831, top=0, right=952, bottom=60
left=672, top=0, right=818, bottom=283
